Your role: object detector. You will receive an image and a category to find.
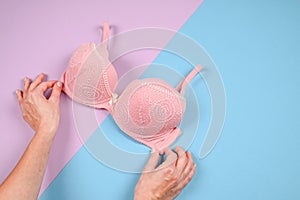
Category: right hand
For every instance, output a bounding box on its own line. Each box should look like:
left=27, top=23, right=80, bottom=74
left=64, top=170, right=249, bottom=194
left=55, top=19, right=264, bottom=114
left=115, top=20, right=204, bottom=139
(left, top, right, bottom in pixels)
left=16, top=73, right=63, bottom=137
left=134, top=146, right=196, bottom=200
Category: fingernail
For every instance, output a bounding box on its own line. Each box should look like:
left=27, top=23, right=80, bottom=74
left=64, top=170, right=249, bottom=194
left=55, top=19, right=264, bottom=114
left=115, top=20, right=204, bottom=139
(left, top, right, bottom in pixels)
left=56, top=81, right=62, bottom=87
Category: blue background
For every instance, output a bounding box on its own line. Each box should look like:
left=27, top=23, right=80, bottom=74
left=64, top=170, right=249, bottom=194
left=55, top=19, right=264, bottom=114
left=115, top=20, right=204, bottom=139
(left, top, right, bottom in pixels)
left=40, top=0, right=300, bottom=199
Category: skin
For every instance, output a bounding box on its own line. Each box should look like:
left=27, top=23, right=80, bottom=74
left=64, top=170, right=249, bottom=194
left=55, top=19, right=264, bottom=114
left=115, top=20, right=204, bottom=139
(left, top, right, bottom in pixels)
left=0, top=74, right=62, bottom=200
left=0, top=74, right=196, bottom=200
left=134, top=147, right=196, bottom=200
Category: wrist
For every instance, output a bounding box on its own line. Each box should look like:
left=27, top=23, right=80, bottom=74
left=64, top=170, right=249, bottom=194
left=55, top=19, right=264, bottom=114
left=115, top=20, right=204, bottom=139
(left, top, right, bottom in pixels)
left=134, top=191, right=157, bottom=200
left=35, top=128, right=57, bottom=142
left=28, top=131, right=55, bottom=153
left=37, top=122, right=58, bottom=136
left=38, top=117, right=59, bottom=136
left=134, top=194, right=150, bottom=200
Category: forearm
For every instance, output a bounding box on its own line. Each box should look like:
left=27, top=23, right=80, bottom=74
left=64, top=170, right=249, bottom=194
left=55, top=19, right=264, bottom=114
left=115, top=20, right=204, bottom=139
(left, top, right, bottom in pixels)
left=0, top=131, right=55, bottom=200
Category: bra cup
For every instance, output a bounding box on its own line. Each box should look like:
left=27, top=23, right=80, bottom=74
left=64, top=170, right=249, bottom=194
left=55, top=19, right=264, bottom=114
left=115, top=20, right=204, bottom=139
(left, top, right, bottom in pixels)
left=61, top=23, right=202, bottom=151
left=62, top=43, right=118, bottom=109
left=68, top=43, right=95, bottom=70
left=112, top=78, right=186, bottom=150
left=61, top=43, right=95, bottom=95
left=105, top=63, right=118, bottom=96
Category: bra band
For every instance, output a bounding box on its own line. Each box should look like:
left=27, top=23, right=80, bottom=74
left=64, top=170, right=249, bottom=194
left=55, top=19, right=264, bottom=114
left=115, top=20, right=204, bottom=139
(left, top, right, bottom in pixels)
left=176, top=64, right=203, bottom=95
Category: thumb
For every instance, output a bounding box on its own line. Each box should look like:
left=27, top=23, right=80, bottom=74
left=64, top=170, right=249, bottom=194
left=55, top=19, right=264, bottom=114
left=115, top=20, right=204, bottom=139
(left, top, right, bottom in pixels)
left=49, top=81, right=63, bottom=104
left=143, top=150, right=161, bottom=173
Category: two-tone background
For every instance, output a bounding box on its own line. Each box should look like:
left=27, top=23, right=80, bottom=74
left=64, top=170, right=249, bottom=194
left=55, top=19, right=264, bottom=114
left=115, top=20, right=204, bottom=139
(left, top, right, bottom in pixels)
left=1, top=0, right=299, bottom=199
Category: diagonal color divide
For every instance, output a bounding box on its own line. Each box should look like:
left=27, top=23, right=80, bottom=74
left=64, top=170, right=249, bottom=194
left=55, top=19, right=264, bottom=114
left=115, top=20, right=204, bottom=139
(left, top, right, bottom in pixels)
left=73, top=27, right=225, bottom=173
left=0, top=0, right=203, bottom=197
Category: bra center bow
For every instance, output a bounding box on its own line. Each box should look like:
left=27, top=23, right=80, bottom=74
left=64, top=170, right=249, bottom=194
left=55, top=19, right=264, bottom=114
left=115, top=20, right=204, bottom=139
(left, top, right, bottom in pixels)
left=108, top=93, right=119, bottom=105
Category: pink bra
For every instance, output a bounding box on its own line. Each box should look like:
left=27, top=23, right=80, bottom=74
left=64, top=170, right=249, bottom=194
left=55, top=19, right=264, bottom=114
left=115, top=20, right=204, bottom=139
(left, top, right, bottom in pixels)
left=61, top=22, right=202, bottom=151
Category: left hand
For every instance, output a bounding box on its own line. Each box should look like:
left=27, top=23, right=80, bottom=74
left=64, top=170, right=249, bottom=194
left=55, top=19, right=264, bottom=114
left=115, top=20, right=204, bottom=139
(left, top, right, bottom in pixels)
left=16, top=73, right=63, bottom=136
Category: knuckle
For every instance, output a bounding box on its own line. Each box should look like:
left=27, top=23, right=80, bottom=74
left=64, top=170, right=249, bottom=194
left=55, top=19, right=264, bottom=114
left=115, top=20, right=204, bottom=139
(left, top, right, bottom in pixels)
left=183, top=169, right=189, bottom=177
left=154, top=191, right=163, bottom=199
left=22, top=114, right=29, bottom=121
left=187, top=175, right=193, bottom=182
left=177, top=183, right=184, bottom=191
left=186, top=177, right=193, bottom=184
left=37, top=83, right=44, bottom=88
left=189, top=170, right=195, bottom=179
left=27, top=94, right=33, bottom=99
left=192, top=164, right=196, bottom=172
left=176, top=155, right=186, bottom=164
left=170, top=187, right=177, bottom=194
left=182, top=180, right=189, bottom=188
left=164, top=167, right=173, bottom=175
left=187, top=161, right=194, bottom=170
left=178, top=151, right=185, bottom=159
left=28, top=86, right=34, bottom=91
left=172, top=176, right=178, bottom=183
left=175, top=146, right=184, bottom=153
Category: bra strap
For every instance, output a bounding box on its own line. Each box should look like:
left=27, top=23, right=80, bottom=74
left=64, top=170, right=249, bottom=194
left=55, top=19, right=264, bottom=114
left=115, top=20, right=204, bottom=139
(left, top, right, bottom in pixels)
left=176, top=64, right=203, bottom=95
left=102, top=22, right=110, bottom=48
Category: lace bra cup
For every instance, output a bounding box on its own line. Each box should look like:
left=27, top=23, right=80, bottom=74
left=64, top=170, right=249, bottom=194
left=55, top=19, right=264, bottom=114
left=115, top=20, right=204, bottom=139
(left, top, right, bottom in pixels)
left=61, top=22, right=202, bottom=151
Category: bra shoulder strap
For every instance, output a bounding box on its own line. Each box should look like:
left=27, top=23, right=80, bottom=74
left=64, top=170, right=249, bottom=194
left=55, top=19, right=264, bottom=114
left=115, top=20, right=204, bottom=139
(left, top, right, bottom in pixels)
left=176, top=64, right=203, bottom=95
left=96, top=22, right=110, bottom=58
left=102, top=22, right=110, bottom=48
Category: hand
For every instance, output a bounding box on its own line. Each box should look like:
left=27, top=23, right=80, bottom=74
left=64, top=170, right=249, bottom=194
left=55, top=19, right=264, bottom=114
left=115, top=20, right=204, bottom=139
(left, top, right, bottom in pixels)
left=16, top=73, right=63, bottom=137
left=134, top=146, right=196, bottom=200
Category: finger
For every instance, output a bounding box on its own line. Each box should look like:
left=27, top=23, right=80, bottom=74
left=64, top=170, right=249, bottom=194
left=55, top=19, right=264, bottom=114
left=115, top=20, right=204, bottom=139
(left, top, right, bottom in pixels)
left=29, top=73, right=45, bottom=90
left=171, top=164, right=196, bottom=199
left=178, top=151, right=194, bottom=180
left=143, top=151, right=161, bottom=172
left=174, top=146, right=188, bottom=173
left=157, top=148, right=177, bottom=170
left=23, top=77, right=31, bottom=97
left=36, top=80, right=57, bottom=93
left=176, top=162, right=196, bottom=190
left=49, top=81, right=62, bottom=104
left=15, top=90, right=23, bottom=102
